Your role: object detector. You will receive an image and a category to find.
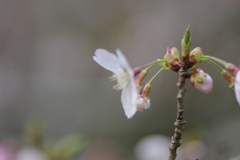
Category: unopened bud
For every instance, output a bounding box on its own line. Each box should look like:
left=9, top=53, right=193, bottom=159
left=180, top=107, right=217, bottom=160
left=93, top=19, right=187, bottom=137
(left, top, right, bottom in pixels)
left=136, top=96, right=151, bottom=112
left=189, top=47, right=203, bottom=65
left=191, top=69, right=213, bottom=94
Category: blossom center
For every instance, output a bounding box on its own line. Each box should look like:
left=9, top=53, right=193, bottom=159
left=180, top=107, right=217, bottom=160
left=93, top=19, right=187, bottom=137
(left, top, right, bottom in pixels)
left=109, top=69, right=131, bottom=90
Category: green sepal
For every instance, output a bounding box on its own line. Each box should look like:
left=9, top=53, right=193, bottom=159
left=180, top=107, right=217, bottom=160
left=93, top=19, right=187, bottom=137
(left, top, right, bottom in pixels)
left=181, top=25, right=192, bottom=57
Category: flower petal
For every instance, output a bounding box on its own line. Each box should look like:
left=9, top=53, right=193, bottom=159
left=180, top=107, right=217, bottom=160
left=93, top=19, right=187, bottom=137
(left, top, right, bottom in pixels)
left=116, top=49, right=133, bottom=76
left=235, top=71, right=240, bottom=105
left=121, top=79, right=138, bottom=118
left=93, top=49, right=122, bottom=74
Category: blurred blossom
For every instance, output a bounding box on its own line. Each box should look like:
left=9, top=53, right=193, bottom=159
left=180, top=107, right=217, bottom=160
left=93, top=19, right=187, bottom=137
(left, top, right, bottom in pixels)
left=0, top=141, right=16, bottom=160
left=14, top=147, right=48, bottom=160
left=230, top=154, right=240, bottom=160
left=182, top=140, right=207, bottom=160
left=134, top=135, right=184, bottom=160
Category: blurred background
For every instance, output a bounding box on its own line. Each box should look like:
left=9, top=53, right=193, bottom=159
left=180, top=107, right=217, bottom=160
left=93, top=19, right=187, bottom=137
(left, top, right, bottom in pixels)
left=0, top=0, right=240, bottom=159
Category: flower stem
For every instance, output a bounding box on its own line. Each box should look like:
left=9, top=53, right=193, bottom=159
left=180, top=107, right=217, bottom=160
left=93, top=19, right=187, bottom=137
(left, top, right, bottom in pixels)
left=148, top=67, right=167, bottom=84
left=204, top=59, right=225, bottom=74
left=168, top=62, right=190, bottom=160
left=201, top=55, right=229, bottom=68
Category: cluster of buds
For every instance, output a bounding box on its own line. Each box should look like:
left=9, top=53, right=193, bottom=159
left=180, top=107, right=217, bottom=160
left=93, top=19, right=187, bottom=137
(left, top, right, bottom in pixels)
left=164, top=47, right=181, bottom=72
left=93, top=26, right=240, bottom=119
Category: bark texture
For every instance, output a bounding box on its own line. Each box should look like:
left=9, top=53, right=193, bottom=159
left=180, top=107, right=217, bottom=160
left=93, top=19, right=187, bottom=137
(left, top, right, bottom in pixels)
left=168, top=63, right=190, bottom=160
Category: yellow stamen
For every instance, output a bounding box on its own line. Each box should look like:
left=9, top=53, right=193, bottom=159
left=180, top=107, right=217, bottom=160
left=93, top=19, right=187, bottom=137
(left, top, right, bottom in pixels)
left=113, top=84, right=122, bottom=90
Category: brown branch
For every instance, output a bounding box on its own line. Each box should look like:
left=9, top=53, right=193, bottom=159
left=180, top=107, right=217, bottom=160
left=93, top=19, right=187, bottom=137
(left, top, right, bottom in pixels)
left=168, top=63, right=191, bottom=160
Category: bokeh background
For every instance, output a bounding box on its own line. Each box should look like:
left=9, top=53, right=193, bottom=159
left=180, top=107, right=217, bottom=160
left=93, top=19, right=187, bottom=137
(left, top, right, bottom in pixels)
left=0, top=0, right=240, bottom=159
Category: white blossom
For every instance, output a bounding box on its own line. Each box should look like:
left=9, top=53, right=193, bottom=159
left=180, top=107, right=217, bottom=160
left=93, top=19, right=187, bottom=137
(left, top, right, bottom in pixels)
left=234, top=71, right=240, bottom=105
left=93, top=49, right=138, bottom=118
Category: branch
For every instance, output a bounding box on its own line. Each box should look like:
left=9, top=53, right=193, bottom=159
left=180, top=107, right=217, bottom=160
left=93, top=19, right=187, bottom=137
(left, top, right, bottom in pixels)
left=168, top=63, right=191, bottom=160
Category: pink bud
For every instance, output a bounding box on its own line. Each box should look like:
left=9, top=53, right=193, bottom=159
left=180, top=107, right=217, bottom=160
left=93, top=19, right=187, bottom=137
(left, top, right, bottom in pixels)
left=136, top=96, right=151, bottom=112
left=191, top=69, right=213, bottom=93
left=234, top=71, right=240, bottom=105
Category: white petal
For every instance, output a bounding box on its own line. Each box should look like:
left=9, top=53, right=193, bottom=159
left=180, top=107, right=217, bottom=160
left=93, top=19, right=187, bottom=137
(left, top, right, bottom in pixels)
left=235, top=71, right=240, bottom=105
left=116, top=49, right=133, bottom=76
left=194, top=74, right=213, bottom=94
left=121, top=79, right=138, bottom=118
left=93, top=49, right=122, bottom=74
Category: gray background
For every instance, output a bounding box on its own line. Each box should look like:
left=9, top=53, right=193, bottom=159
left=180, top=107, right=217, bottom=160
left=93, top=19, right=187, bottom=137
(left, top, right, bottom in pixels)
left=0, top=0, right=240, bottom=159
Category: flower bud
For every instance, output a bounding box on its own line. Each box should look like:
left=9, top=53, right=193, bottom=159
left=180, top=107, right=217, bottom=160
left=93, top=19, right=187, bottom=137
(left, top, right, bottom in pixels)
left=164, top=47, right=181, bottom=72
left=189, top=47, right=203, bottom=65
left=191, top=69, right=213, bottom=93
left=136, top=96, right=151, bottom=112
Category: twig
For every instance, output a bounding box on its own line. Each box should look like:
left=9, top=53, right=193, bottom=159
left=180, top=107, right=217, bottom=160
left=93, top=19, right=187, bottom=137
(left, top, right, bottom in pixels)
left=168, top=63, right=191, bottom=160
